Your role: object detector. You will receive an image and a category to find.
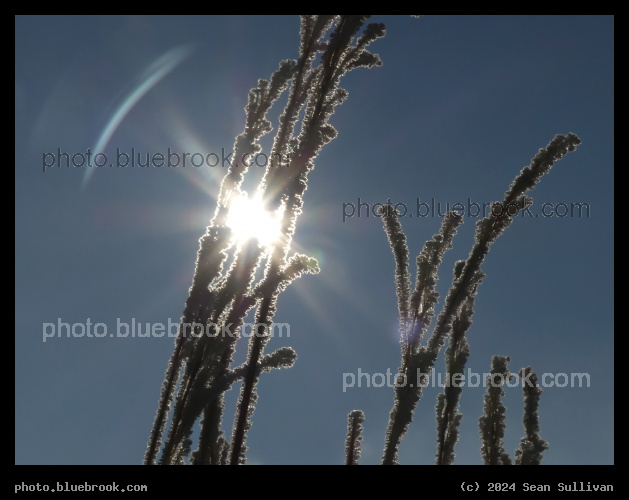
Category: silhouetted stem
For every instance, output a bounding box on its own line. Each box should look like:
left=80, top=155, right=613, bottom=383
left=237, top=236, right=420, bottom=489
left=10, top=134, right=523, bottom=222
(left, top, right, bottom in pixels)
left=229, top=295, right=274, bottom=464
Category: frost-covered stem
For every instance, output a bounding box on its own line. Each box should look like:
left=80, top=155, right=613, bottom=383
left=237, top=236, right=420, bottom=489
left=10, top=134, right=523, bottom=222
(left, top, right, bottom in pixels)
left=159, top=243, right=261, bottom=464
left=144, top=330, right=187, bottom=465
left=229, top=294, right=275, bottom=464
left=193, top=397, right=225, bottom=465
left=382, top=134, right=579, bottom=465
left=345, top=410, right=365, bottom=465
left=381, top=212, right=462, bottom=465
left=144, top=229, right=231, bottom=464
left=515, top=367, right=548, bottom=465
left=479, top=355, right=513, bottom=465
left=424, top=134, right=581, bottom=367
left=147, top=14, right=385, bottom=465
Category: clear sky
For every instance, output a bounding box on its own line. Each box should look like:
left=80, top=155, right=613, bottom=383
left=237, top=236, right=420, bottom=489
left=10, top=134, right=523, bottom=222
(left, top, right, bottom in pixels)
left=15, top=15, right=613, bottom=465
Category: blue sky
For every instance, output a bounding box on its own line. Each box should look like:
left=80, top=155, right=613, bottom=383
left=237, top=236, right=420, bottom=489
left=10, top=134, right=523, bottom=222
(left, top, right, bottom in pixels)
left=15, top=15, right=613, bottom=465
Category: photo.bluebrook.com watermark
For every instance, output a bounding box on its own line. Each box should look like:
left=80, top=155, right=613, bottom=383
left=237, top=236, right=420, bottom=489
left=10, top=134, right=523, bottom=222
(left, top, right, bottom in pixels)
left=42, top=147, right=293, bottom=172
left=341, top=367, right=590, bottom=392
left=341, top=197, right=590, bottom=222
left=42, top=317, right=290, bottom=342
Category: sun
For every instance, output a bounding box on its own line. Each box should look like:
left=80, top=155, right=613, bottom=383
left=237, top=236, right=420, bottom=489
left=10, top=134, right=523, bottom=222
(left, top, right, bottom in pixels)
left=226, top=191, right=282, bottom=248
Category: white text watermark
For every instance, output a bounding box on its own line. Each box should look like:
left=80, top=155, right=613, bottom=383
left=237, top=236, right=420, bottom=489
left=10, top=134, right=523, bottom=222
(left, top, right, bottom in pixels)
left=342, top=367, right=590, bottom=392
left=42, top=317, right=290, bottom=342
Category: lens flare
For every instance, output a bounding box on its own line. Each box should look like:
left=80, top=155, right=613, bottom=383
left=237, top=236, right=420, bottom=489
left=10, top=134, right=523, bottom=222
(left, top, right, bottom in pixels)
left=82, top=44, right=194, bottom=191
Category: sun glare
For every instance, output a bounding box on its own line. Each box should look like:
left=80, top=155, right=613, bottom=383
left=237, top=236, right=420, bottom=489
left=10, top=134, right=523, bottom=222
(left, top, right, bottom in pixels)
left=227, top=192, right=282, bottom=248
